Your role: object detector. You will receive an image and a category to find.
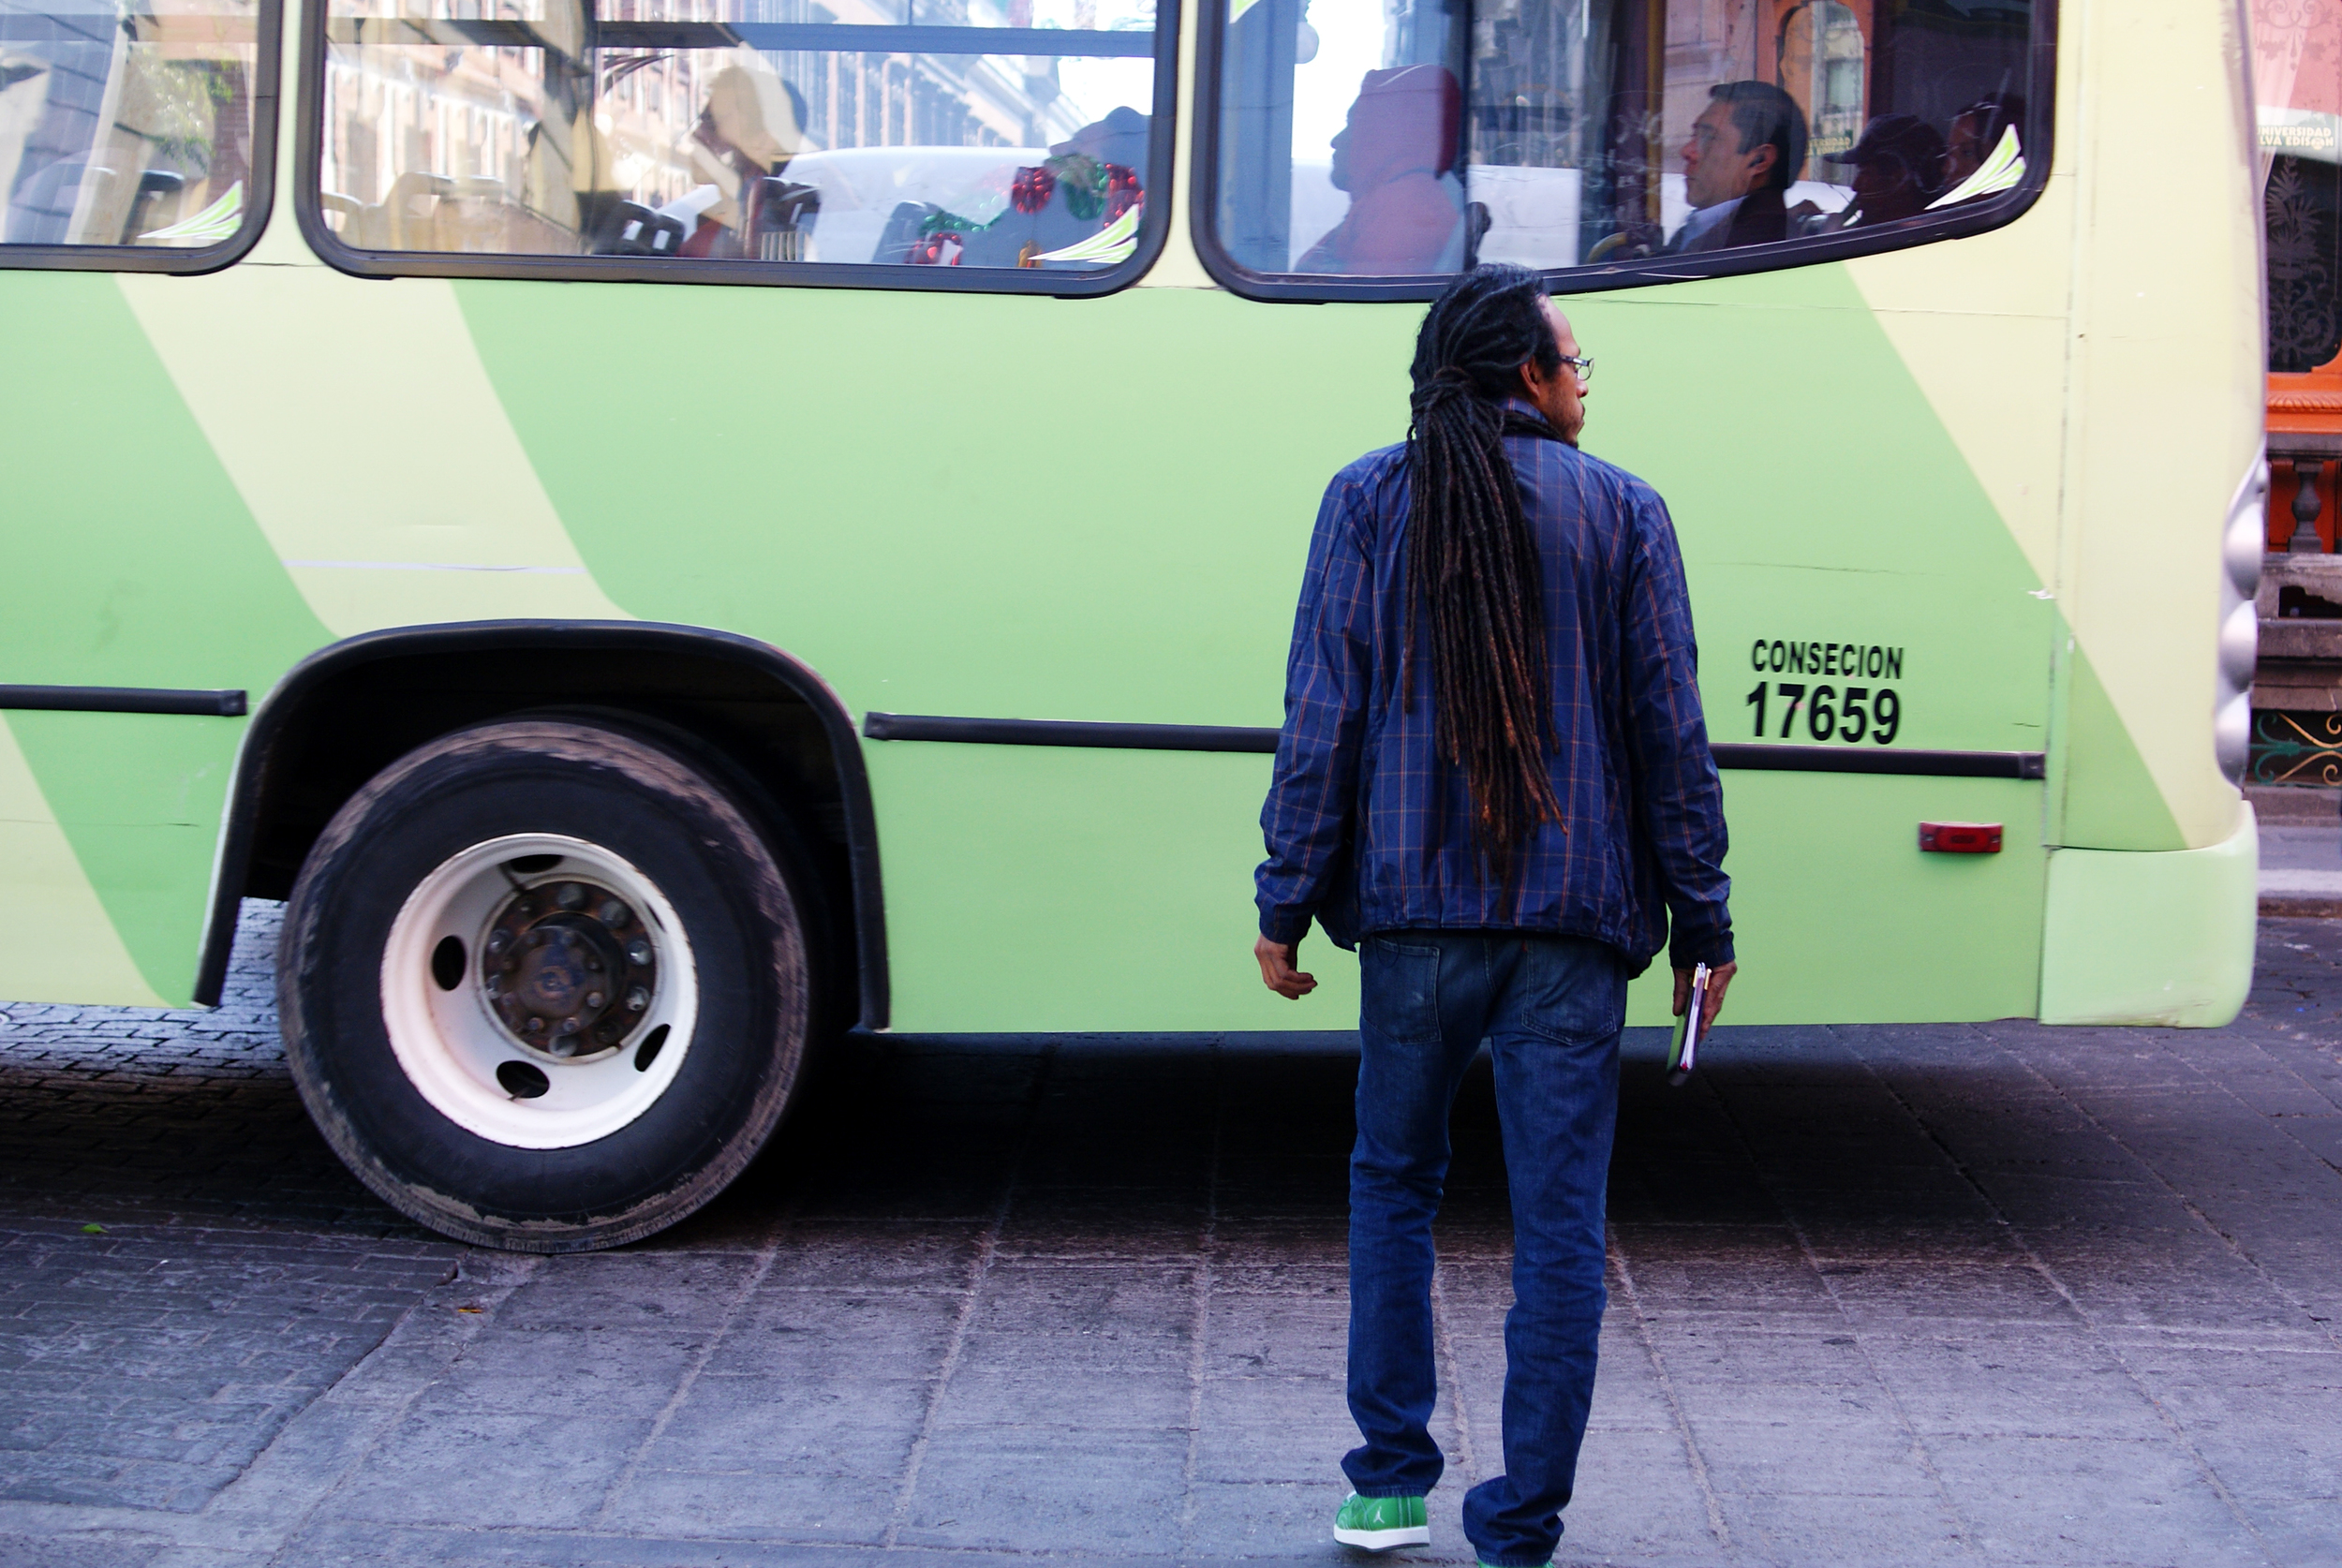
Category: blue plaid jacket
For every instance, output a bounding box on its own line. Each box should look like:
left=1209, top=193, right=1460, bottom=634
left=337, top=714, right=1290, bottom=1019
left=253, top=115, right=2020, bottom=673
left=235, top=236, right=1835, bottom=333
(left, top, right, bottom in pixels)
left=1255, top=412, right=1734, bottom=974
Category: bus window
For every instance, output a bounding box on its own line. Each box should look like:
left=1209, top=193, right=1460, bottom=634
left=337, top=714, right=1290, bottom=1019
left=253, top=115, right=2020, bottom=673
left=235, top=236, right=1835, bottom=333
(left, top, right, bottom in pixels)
left=1205, top=0, right=2044, bottom=288
left=0, top=0, right=267, bottom=258
left=2257, top=0, right=2342, bottom=375
left=2266, top=153, right=2342, bottom=374
left=314, top=0, right=1165, bottom=278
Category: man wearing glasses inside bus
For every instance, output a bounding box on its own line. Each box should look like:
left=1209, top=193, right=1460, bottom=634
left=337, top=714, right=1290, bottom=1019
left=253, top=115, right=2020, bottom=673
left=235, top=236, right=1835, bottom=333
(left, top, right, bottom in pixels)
left=1665, top=80, right=1809, bottom=254
left=1253, top=265, right=1736, bottom=1568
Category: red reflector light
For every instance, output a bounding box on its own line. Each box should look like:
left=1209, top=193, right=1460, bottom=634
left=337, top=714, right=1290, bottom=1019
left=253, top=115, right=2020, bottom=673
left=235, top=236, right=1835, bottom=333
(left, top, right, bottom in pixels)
left=1920, top=821, right=2003, bottom=853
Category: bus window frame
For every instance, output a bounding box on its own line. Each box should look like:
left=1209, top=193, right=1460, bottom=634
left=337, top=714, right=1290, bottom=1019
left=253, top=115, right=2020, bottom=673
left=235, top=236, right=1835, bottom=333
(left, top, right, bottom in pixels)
left=1189, top=0, right=2058, bottom=303
left=290, top=0, right=1182, bottom=297
left=0, top=0, right=283, bottom=276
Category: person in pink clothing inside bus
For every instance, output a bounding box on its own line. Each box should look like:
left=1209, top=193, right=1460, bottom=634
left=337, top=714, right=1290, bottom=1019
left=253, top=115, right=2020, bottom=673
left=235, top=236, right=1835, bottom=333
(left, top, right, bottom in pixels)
left=1295, top=64, right=1464, bottom=274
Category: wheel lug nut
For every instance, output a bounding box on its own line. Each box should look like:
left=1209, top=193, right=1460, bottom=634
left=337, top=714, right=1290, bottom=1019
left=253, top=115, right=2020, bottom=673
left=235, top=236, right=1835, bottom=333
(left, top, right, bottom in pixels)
left=524, top=1016, right=544, bottom=1034
left=586, top=991, right=605, bottom=1009
left=598, top=900, right=630, bottom=926
left=556, top=883, right=586, bottom=910
left=626, top=987, right=649, bottom=1012
left=585, top=956, right=603, bottom=972
left=626, top=940, right=652, bottom=966
left=486, top=929, right=511, bottom=954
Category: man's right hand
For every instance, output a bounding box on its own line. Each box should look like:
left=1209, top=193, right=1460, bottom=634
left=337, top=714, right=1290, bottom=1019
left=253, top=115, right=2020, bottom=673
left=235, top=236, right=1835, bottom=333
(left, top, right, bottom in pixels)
left=1671, top=960, right=1737, bottom=1033
left=1254, top=935, right=1316, bottom=999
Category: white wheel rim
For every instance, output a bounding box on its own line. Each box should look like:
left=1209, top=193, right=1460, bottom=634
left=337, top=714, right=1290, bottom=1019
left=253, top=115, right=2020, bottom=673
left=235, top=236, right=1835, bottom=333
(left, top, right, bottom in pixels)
left=380, top=833, right=700, bottom=1149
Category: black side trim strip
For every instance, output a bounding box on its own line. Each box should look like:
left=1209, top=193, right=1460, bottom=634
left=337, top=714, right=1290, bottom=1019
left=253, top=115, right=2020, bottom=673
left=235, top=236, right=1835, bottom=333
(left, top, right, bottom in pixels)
left=864, top=712, right=1277, bottom=753
left=864, top=713, right=2047, bottom=780
left=199, top=622, right=887, bottom=1028
left=1712, top=744, right=2046, bottom=780
left=0, top=686, right=247, bottom=717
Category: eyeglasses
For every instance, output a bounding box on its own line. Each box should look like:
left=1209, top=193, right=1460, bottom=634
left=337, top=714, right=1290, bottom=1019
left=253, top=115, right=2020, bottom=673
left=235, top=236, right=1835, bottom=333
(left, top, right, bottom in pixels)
left=1558, top=354, right=1593, bottom=384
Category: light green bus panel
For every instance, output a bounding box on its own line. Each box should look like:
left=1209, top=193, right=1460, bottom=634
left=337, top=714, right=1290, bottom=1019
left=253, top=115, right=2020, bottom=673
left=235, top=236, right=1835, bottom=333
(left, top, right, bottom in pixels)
left=0, top=0, right=2265, bottom=1242
left=0, top=272, right=336, bottom=1005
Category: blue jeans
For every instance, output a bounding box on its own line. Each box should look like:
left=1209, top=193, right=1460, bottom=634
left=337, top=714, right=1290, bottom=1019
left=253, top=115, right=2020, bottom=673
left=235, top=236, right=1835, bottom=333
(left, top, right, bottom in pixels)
left=1343, top=931, right=1625, bottom=1568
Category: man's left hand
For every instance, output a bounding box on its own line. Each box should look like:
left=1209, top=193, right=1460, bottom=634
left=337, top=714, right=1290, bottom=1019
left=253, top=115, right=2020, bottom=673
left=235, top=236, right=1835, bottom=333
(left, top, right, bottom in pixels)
left=1254, top=936, right=1316, bottom=999
left=1671, top=960, right=1738, bottom=1032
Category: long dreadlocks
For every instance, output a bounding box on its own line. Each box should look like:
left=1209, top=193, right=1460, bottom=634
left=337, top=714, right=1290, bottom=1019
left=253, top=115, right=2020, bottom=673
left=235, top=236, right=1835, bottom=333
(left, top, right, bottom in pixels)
left=1403, top=263, right=1567, bottom=886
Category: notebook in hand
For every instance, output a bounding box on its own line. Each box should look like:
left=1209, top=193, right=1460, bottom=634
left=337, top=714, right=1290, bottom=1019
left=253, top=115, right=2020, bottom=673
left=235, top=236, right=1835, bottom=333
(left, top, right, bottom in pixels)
left=1667, top=962, right=1710, bottom=1087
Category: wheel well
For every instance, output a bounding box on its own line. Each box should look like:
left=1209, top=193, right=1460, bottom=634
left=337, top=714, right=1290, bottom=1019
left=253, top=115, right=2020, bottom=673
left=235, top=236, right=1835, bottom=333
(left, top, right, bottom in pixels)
left=200, top=621, right=885, bottom=1027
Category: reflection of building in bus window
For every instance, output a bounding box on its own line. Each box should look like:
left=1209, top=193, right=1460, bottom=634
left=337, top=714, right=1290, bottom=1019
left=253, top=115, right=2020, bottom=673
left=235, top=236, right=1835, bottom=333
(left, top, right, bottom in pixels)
left=1819, top=113, right=1946, bottom=228
left=1293, top=65, right=1462, bottom=275
left=1665, top=81, right=1806, bottom=255
left=2, top=21, right=255, bottom=250
left=1943, top=94, right=2025, bottom=191
left=1778, top=0, right=1865, bottom=165
left=514, top=59, right=623, bottom=250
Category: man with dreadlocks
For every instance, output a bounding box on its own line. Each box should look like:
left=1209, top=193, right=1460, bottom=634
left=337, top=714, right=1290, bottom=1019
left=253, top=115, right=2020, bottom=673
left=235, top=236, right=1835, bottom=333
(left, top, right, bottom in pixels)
left=1253, top=263, right=1735, bottom=1568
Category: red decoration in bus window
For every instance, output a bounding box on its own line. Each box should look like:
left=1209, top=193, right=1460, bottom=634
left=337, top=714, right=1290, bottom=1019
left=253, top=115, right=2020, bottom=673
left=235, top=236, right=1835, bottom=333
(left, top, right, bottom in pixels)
left=908, top=232, right=964, bottom=266
left=1105, top=164, right=1142, bottom=221
left=1012, top=166, right=1057, bottom=215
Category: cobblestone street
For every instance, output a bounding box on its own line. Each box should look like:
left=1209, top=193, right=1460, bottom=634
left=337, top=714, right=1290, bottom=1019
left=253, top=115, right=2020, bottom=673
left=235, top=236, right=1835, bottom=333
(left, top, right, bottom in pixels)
left=0, top=905, right=2336, bottom=1567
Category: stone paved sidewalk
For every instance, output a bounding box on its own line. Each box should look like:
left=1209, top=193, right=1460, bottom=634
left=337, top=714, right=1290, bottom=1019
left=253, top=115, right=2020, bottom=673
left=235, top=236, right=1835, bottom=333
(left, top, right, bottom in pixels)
left=0, top=905, right=2335, bottom=1567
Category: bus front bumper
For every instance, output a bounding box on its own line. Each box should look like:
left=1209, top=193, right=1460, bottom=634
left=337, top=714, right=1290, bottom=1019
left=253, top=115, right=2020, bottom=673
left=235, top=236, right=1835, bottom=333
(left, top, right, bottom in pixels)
left=2038, top=805, right=2259, bottom=1028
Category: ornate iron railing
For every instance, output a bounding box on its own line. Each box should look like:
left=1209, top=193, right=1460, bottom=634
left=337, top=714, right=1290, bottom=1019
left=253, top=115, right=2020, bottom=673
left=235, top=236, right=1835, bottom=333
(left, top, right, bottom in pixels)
left=2250, top=709, right=2342, bottom=786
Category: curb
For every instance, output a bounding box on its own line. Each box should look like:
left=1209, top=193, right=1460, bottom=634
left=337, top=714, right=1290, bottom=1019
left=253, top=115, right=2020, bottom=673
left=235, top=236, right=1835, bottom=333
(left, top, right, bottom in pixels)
left=2261, top=896, right=2342, bottom=918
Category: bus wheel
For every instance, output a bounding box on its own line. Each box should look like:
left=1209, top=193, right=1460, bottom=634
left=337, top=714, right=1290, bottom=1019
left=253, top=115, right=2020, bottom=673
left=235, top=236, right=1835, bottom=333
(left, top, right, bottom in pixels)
left=277, top=717, right=816, bottom=1252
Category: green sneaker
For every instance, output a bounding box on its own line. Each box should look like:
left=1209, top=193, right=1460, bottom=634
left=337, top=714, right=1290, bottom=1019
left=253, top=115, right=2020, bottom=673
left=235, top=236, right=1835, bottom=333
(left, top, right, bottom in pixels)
left=1333, top=1492, right=1430, bottom=1549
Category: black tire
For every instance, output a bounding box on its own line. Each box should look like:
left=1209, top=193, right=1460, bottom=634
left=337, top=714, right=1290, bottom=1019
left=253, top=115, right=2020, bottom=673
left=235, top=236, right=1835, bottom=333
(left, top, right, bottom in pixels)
left=278, top=717, right=818, bottom=1251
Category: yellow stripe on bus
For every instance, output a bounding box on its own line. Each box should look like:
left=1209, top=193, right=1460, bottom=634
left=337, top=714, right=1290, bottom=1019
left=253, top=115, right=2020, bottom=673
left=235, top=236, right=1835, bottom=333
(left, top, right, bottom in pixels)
left=116, top=269, right=634, bottom=639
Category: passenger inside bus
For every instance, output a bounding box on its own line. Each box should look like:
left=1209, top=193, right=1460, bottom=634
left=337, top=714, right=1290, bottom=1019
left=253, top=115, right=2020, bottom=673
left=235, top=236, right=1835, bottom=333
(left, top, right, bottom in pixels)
left=1665, top=81, right=1807, bottom=255
left=671, top=59, right=816, bottom=259
left=1291, top=64, right=1463, bottom=274
left=1050, top=104, right=1149, bottom=180
left=1818, top=114, right=1947, bottom=229
left=1944, top=94, right=2026, bottom=192
left=1211, top=0, right=2038, bottom=281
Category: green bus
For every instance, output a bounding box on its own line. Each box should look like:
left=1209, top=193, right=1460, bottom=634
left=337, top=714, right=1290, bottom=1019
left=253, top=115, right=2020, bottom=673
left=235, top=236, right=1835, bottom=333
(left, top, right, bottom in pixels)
left=0, top=0, right=2265, bottom=1248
